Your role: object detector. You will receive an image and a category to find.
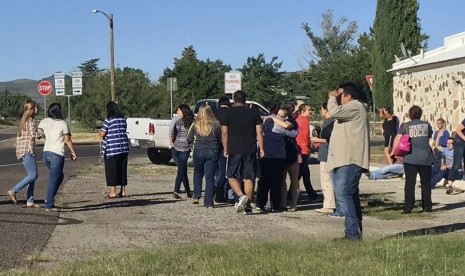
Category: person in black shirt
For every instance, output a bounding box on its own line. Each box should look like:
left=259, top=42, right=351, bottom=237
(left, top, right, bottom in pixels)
left=214, top=96, right=232, bottom=203
left=220, top=90, right=264, bottom=214
left=380, top=107, right=399, bottom=165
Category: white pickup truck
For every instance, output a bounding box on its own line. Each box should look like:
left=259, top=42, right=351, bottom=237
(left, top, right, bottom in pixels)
left=126, top=99, right=270, bottom=164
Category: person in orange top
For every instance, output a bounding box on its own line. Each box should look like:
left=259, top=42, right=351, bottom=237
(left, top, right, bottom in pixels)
left=295, top=103, right=318, bottom=201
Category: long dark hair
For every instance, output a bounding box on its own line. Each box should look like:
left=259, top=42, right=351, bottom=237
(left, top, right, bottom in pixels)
left=178, top=104, right=194, bottom=129
left=47, top=103, right=64, bottom=120
left=106, top=101, right=124, bottom=119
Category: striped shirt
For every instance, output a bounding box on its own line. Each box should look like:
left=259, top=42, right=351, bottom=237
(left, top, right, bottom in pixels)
left=15, top=118, right=38, bottom=159
left=169, top=116, right=191, bottom=152
left=100, top=117, right=129, bottom=158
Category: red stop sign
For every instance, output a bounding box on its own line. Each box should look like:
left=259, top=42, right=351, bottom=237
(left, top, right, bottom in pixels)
left=38, top=80, right=52, bottom=96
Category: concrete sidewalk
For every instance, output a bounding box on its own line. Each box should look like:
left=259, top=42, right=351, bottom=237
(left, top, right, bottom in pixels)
left=32, top=156, right=465, bottom=271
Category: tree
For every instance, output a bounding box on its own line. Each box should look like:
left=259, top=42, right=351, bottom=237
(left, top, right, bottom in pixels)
left=240, top=53, right=283, bottom=108
left=302, top=10, right=362, bottom=106
left=372, top=0, right=425, bottom=109
left=0, top=91, right=31, bottom=118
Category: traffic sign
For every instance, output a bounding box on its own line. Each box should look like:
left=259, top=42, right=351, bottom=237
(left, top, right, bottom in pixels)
left=72, top=71, right=83, bottom=95
left=54, top=72, right=65, bottom=96
left=225, top=72, right=241, bottom=94
left=38, top=81, right=52, bottom=96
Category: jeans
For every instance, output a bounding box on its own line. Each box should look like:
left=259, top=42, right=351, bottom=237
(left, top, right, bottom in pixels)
left=257, top=158, right=285, bottom=210
left=332, top=164, right=363, bottom=240
left=172, top=148, right=191, bottom=194
left=214, top=150, right=228, bottom=200
left=450, top=140, right=465, bottom=180
left=370, top=164, right=404, bottom=180
left=403, top=163, right=432, bottom=211
left=11, top=153, right=38, bottom=204
left=193, top=148, right=219, bottom=207
left=43, top=151, right=65, bottom=209
left=431, top=168, right=450, bottom=187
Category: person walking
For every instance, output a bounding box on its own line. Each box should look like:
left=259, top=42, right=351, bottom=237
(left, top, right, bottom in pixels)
left=187, top=105, right=222, bottom=207
left=170, top=104, right=194, bottom=199
left=7, top=100, right=41, bottom=207
left=295, top=103, right=319, bottom=201
left=392, top=105, right=433, bottom=214
left=327, top=82, right=369, bottom=241
left=220, top=90, right=264, bottom=215
left=99, top=101, right=130, bottom=198
left=38, top=103, right=77, bottom=211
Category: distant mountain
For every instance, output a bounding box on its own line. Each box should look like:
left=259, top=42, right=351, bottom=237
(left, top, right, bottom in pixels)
left=0, top=76, right=54, bottom=103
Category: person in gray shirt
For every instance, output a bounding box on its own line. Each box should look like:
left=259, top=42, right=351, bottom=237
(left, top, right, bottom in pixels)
left=392, top=105, right=433, bottom=214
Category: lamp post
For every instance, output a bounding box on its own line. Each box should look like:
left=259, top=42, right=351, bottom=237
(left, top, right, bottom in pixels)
left=92, top=9, right=116, bottom=102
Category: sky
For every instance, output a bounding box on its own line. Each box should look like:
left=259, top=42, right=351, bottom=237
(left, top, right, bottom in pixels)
left=0, top=0, right=463, bottom=82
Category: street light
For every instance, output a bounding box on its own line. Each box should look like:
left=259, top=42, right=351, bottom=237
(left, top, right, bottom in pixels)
left=92, top=9, right=116, bottom=101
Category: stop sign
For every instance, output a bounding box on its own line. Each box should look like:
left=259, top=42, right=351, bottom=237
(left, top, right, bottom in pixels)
left=38, top=80, right=52, bottom=96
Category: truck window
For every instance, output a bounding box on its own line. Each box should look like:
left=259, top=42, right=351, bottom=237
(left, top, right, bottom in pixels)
left=194, top=100, right=218, bottom=115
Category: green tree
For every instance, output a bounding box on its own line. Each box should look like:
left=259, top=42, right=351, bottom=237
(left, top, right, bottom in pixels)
left=0, top=91, right=31, bottom=118
left=372, top=0, right=425, bottom=109
left=240, top=53, right=283, bottom=108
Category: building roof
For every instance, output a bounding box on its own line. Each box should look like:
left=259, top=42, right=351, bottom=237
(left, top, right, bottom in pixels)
left=388, top=32, right=465, bottom=74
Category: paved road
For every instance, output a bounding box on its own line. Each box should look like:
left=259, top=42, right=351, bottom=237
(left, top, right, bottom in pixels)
left=0, top=142, right=145, bottom=270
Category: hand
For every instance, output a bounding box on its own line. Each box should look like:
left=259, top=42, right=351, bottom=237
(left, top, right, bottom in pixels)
left=223, top=150, right=228, bottom=157
left=70, top=152, right=77, bottom=161
left=259, top=149, right=265, bottom=158
left=328, top=90, right=338, bottom=98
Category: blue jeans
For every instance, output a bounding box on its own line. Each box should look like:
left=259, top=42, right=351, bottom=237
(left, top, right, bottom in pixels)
left=332, top=164, right=363, bottom=240
left=172, top=149, right=191, bottom=194
left=371, top=164, right=404, bottom=180
left=193, top=148, right=219, bottom=207
left=214, top=151, right=228, bottom=199
left=11, top=153, right=38, bottom=204
left=43, top=151, right=65, bottom=209
left=450, top=140, right=465, bottom=180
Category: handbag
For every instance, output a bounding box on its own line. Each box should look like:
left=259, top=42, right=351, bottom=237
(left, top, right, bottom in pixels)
left=394, top=124, right=411, bottom=157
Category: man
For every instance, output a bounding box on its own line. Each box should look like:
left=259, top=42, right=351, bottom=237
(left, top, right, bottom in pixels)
left=327, top=82, right=370, bottom=241
left=431, top=137, right=455, bottom=193
left=367, top=156, right=404, bottom=180
left=221, top=90, right=264, bottom=214
left=214, top=96, right=232, bottom=203
left=380, top=107, right=399, bottom=165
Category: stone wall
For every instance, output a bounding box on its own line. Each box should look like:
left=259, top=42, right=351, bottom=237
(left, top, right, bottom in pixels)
left=393, top=64, right=465, bottom=132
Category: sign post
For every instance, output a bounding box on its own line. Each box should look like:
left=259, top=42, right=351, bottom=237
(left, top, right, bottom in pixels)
left=38, top=80, right=52, bottom=113
left=225, top=71, right=242, bottom=94
left=167, top=77, right=178, bottom=118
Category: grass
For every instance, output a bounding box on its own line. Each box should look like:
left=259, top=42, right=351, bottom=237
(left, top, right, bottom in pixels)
left=4, top=237, right=465, bottom=275
left=24, top=252, right=54, bottom=263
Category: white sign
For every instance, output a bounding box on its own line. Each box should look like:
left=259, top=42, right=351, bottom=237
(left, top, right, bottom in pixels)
left=225, top=72, right=242, bottom=94
left=72, top=71, right=83, bottom=95
left=54, top=72, right=65, bottom=96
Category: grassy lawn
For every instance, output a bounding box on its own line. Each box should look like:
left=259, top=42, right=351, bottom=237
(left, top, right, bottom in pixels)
left=4, top=236, right=465, bottom=275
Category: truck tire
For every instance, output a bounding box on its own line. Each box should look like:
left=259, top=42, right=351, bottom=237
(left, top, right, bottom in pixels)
left=147, top=148, right=172, bottom=165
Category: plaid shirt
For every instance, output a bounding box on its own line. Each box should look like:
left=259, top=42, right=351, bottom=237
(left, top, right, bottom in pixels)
left=16, top=118, right=39, bottom=159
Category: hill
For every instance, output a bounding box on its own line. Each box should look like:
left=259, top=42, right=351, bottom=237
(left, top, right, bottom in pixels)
left=0, top=76, right=54, bottom=103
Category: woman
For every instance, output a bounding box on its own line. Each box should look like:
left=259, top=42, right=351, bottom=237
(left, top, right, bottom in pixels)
left=187, top=105, right=222, bottom=207
left=170, top=104, right=194, bottom=199
left=7, top=100, right=41, bottom=207
left=38, top=103, right=77, bottom=211
left=295, top=103, right=318, bottom=201
left=99, top=101, right=130, bottom=198
left=392, top=105, right=433, bottom=214
left=431, top=118, right=450, bottom=183
left=310, top=102, right=336, bottom=214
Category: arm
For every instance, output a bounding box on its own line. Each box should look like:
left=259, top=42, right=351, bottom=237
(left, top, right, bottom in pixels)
left=64, top=134, right=77, bottom=161
left=256, top=124, right=265, bottom=158
left=272, top=117, right=292, bottom=129
left=435, top=131, right=444, bottom=152
left=221, top=125, right=228, bottom=156
left=186, top=124, right=195, bottom=144
left=169, top=118, right=177, bottom=147
left=456, top=123, right=465, bottom=142
left=390, top=134, right=402, bottom=156
left=311, top=137, right=327, bottom=144
left=327, top=95, right=359, bottom=121
left=98, top=129, right=106, bottom=138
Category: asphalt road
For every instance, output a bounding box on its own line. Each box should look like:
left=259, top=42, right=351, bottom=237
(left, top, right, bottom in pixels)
left=0, top=142, right=145, bottom=270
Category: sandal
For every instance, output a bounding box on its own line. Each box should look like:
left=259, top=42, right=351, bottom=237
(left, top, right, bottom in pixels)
left=7, top=191, right=17, bottom=204
left=105, top=194, right=119, bottom=199
left=25, top=203, right=41, bottom=208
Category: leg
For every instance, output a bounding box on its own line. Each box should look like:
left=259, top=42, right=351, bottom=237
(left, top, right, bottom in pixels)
left=118, top=153, right=128, bottom=196
left=44, top=152, right=65, bottom=209
left=403, top=162, right=418, bottom=212
left=203, top=149, right=218, bottom=207
left=104, top=155, right=119, bottom=197
left=299, top=154, right=317, bottom=200
left=320, top=162, right=335, bottom=210
left=214, top=152, right=227, bottom=202
left=11, top=153, right=38, bottom=204
left=418, top=165, right=432, bottom=211
left=171, top=149, right=182, bottom=194
left=287, top=162, right=300, bottom=209
left=179, top=151, right=191, bottom=194
left=193, top=150, right=205, bottom=199
left=384, top=147, right=393, bottom=165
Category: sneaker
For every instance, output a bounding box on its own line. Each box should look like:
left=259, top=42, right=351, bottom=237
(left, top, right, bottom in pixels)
left=243, top=207, right=253, bottom=215
left=7, top=191, right=17, bottom=204
left=172, top=192, right=181, bottom=199
left=235, top=195, right=248, bottom=212
left=446, top=186, right=454, bottom=195
left=316, top=208, right=335, bottom=214
left=192, top=198, right=199, bottom=204
left=45, top=208, right=59, bottom=212
left=327, top=212, right=344, bottom=218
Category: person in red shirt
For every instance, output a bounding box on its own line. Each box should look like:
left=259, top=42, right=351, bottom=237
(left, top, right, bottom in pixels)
left=295, top=103, right=318, bottom=201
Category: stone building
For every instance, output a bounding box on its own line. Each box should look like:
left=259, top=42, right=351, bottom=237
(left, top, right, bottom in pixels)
left=389, top=32, right=465, bottom=132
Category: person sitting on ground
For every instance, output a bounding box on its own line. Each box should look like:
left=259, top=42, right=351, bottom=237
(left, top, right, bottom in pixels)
left=430, top=137, right=455, bottom=193
left=431, top=118, right=450, bottom=180
left=367, top=156, right=404, bottom=180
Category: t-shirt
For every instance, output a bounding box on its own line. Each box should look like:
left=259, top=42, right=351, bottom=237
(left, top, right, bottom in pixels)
left=317, top=118, right=335, bottom=162
left=38, top=118, right=70, bottom=156
left=433, top=130, right=450, bottom=147
left=442, top=148, right=454, bottom=168
left=220, top=105, right=263, bottom=155
left=398, top=120, right=433, bottom=166
left=382, top=116, right=399, bottom=137
left=100, top=117, right=129, bottom=158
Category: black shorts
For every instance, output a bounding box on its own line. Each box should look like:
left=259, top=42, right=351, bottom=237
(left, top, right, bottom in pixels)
left=384, top=135, right=395, bottom=147
left=105, top=153, right=128, bottom=186
left=226, top=154, right=257, bottom=181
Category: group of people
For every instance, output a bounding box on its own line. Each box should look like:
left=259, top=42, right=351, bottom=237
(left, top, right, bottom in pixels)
left=168, top=83, right=369, bottom=241
left=7, top=100, right=130, bottom=210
